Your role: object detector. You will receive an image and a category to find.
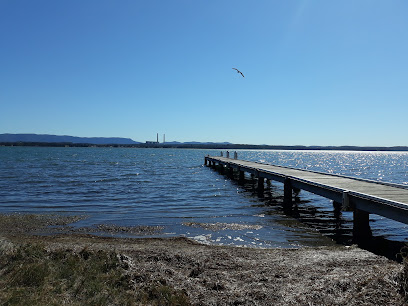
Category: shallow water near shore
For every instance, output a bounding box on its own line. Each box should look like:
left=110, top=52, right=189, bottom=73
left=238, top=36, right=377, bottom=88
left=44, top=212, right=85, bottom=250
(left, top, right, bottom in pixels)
left=1, top=147, right=408, bottom=248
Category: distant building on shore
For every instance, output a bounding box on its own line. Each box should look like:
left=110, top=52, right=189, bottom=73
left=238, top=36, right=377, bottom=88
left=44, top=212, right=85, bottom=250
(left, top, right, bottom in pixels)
left=146, top=133, right=164, bottom=144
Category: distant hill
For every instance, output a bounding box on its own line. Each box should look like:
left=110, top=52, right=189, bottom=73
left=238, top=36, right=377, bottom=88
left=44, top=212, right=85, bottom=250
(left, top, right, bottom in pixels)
left=0, top=134, right=140, bottom=145
left=164, top=141, right=232, bottom=145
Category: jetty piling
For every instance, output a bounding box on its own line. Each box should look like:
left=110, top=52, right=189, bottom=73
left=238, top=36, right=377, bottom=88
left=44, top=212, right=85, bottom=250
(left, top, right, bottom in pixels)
left=283, top=178, right=293, bottom=212
left=239, top=170, right=245, bottom=182
left=205, top=154, right=408, bottom=243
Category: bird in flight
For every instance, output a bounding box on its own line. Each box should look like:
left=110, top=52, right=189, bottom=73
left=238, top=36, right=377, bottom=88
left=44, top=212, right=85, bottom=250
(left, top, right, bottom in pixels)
left=232, top=68, right=244, bottom=78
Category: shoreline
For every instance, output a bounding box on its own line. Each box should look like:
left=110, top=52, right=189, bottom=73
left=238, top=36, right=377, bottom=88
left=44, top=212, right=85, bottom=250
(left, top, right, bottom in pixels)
left=0, top=214, right=406, bottom=305
left=2, top=141, right=408, bottom=152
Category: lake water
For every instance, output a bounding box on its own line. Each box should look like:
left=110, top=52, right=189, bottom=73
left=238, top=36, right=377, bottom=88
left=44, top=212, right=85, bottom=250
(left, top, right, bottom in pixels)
left=1, top=147, right=408, bottom=248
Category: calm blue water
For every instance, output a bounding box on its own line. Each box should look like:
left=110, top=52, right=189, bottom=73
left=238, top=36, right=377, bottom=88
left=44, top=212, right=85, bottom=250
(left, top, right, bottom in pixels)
left=1, top=147, right=408, bottom=247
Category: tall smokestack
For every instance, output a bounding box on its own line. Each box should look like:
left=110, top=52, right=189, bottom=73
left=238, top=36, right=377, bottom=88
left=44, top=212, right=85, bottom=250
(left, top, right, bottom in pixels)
left=157, top=133, right=159, bottom=143
left=163, top=134, right=165, bottom=143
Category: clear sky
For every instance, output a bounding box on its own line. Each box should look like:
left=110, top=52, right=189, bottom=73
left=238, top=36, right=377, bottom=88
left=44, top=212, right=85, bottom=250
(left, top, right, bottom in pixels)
left=1, top=1, right=407, bottom=146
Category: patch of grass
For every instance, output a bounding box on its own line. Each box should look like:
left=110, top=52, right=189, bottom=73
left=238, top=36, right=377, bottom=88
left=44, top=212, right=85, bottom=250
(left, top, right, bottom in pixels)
left=0, top=243, right=190, bottom=305
left=137, top=284, right=190, bottom=305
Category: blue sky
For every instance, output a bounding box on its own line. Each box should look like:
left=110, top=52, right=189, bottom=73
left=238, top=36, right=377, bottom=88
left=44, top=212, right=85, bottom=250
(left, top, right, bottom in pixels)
left=1, top=1, right=407, bottom=146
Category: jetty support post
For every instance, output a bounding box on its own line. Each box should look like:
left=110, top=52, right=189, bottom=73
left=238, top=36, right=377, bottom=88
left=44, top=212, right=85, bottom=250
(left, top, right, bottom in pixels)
left=353, top=208, right=372, bottom=243
left=333, top=190, right=354, bottom=221
left=283, top=177, right=293, bottom=212
left=333, top=201, right=342, bottom=219
left=257, top=172, right=264, bottom=195
left=217, top=163, right=224, bottom=174
left=341, top=191, right=372, bottom=242
left=227, top=164, right=234, bottom=178
left=238, top=168, right=245, bottom=182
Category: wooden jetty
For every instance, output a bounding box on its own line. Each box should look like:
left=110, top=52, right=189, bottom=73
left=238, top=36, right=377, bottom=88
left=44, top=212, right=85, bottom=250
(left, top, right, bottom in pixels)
left=205, top=154, right=408, bottom=241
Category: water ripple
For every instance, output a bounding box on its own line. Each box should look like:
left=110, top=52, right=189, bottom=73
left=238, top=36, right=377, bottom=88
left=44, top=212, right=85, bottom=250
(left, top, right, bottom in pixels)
left=1, top=147, right=408, bottom=247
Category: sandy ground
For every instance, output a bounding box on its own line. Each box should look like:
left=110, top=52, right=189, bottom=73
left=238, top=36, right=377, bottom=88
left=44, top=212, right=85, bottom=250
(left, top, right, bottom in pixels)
left=0, top=214, right=406, bottom=305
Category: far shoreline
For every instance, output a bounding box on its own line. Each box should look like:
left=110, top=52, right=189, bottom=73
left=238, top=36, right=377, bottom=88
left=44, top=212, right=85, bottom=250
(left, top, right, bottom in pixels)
left=2, top=141, right=408, bottom=152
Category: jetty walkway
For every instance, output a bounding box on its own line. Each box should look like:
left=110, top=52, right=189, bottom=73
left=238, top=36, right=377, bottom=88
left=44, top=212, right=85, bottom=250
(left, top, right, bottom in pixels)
left=205, top=154, right=408, bottom=241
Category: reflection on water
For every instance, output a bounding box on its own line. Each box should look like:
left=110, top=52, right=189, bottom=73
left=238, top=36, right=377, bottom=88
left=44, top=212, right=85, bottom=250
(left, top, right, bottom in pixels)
left=1, top=147, right=408, bottom=253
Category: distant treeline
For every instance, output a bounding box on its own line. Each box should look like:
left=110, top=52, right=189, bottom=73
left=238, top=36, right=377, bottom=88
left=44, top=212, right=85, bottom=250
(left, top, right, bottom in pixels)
left=1, top=142, right=408, bottom=151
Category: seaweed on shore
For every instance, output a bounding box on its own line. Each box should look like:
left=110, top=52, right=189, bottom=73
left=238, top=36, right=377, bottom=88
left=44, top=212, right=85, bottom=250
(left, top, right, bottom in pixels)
left=0, top=213, right=164, bottom=238
left=183, top=222, right=262, bottom=231
left=0, top=213, right=85, bottom=235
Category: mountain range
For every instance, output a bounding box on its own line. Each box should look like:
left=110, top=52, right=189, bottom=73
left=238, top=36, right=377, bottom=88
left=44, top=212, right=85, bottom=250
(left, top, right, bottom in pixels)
left=0, top=134, right=139, bottom=145
left=0, top=133, right=231, bottom=146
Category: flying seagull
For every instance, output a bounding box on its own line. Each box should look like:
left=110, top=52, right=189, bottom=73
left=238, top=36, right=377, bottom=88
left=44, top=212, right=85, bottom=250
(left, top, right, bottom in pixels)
left=232, top=68, right=244, bottom=78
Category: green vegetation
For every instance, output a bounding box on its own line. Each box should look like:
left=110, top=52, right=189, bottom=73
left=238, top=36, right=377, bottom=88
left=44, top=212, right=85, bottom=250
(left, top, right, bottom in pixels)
left=0, top=243, right=190, bottom=305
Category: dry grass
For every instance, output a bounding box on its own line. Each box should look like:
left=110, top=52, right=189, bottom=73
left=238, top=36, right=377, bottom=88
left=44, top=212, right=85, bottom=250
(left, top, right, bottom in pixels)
left=120, top=242, right=405, bottom=305
left=398, top=245, right=408, bottom=303
left=0, top=236, right=405, bottom=305
left=0, top=242, right=189, bottom=305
